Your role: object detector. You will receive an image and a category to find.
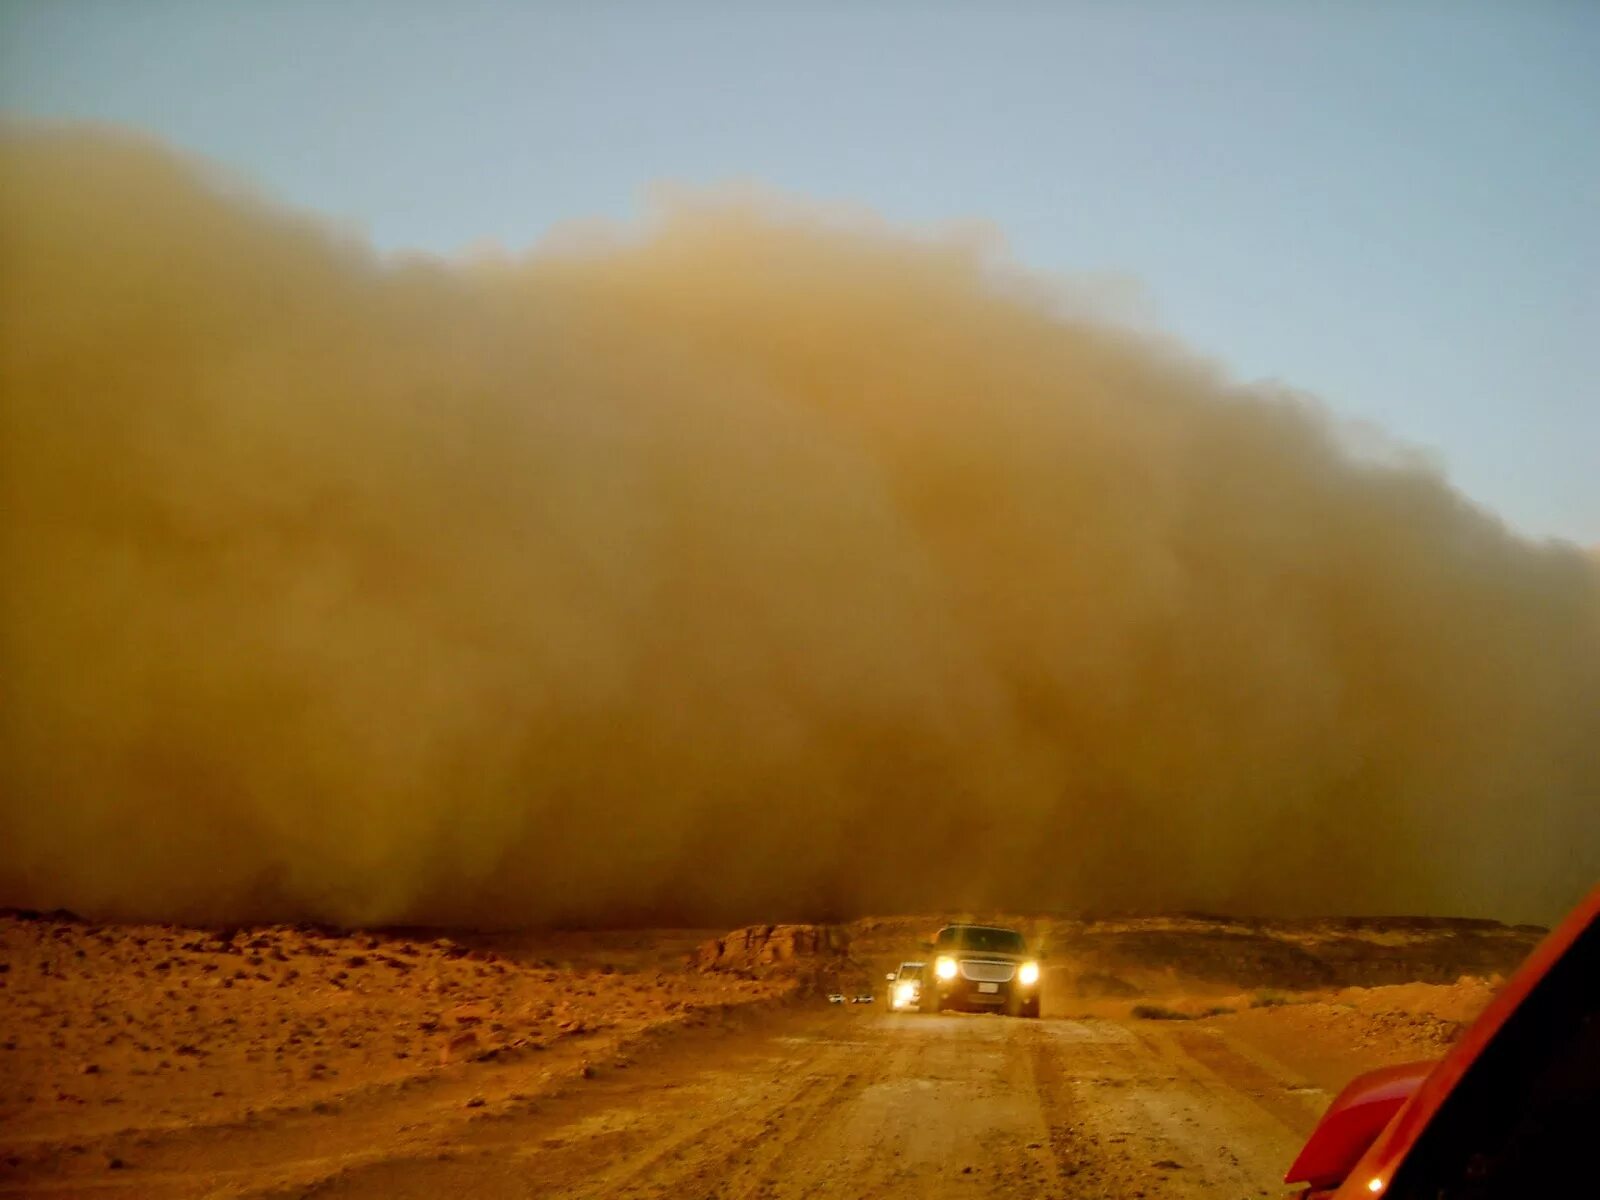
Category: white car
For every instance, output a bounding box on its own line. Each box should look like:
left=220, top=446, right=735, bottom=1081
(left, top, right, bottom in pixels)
left=886, top=961, right=925, bottom=1010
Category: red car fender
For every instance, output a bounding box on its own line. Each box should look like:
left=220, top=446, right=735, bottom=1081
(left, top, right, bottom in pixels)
left=1296, top=882, right=1600, bottom=1199
left=1284, top=1060, right=1436, bottom=1192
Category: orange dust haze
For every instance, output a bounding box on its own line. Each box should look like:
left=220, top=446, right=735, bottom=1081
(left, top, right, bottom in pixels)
left=2, top=126, right=1596, bottom=927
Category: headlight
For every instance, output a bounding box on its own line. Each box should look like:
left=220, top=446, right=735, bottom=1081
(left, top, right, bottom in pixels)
left=1018, top=961, right=1040, bottom=986
left=935, top=955, right=957, bottom=980
left=894, top=981, right=917, bottom=1007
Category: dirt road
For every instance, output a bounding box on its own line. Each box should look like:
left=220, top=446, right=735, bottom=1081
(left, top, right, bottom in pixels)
left=4, top=1003, right=1333, bottom=1199
left=408, top=1008, right=1324, bottom=1200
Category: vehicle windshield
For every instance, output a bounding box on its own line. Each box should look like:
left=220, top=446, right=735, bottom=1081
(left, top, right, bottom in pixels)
left=940, top=926, right=1026, bottom=954
left=1385, top=915, right=1598, bottom=1199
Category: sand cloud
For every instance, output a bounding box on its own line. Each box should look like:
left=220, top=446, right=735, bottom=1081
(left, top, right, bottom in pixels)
left=2, top=126, right=1595, bottom=927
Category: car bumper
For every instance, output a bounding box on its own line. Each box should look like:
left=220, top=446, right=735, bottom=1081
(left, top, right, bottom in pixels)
left=931, top=978, right=1038, bottom=1010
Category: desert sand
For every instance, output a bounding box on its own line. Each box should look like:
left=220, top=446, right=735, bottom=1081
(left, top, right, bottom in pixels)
left=0, top=909, right=1542, bottom=1198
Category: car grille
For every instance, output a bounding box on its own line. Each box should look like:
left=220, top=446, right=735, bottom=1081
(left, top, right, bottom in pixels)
left=959, top=959, right=1016, bottom=983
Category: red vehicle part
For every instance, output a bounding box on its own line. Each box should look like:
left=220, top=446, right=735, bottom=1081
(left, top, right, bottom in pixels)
left=1285, top=1060, right=1435, bottom=1193
left=1285, top=882, right=1600, bottom=1199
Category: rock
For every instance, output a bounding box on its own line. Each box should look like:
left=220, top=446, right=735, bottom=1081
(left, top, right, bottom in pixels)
left=440, top=1030, right=480, bottom=1065
left=694, top=924, right=849, bottom=973
left=448, top=1002, right=491, bottom=1025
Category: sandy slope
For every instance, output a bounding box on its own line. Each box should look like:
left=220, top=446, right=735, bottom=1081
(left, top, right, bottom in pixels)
left=0, top=913, right=790, bottom=1185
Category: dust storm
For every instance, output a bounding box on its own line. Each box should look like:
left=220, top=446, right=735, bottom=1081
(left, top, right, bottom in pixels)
left=2, top=126, right=1596, bottom=928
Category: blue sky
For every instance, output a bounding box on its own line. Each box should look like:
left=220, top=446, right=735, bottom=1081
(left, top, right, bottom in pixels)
left=4, top=1, right=1596, bottom=543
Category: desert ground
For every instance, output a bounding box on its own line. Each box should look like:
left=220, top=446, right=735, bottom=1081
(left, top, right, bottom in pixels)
left=0, top=909, right=1542, bottom=1199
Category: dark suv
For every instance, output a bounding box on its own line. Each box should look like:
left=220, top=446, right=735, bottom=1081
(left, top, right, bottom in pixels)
left=919, top=924, right=1041, bottom=1017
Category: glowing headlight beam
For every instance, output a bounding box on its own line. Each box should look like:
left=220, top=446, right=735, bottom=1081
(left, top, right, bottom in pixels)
left=935, top=955, right=957, bottom=980
left=1018, top=960, right=1040, bottom=986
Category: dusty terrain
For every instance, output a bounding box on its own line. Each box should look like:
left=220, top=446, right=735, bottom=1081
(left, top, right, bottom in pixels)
left=0, top=910, right=1542, bottom=1198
